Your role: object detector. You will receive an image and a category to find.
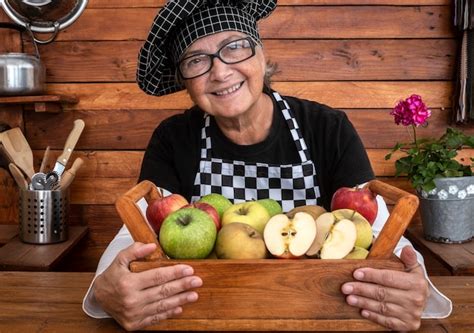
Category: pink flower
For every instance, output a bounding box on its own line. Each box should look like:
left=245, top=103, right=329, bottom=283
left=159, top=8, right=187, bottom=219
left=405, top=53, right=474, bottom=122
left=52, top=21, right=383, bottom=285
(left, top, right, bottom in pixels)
left=390, top=94, right=431, bottom=127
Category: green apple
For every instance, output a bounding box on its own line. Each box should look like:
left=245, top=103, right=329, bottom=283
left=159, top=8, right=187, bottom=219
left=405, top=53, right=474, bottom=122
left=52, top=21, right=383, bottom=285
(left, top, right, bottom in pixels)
left=159, top=208, right=217, bottom=259
left=332, top=209, right=373, bottom=250
left=344, top=246, right=369, bottom=259
left=221, top=202, right=270, bottom=235
left=215, top=223, right=267, bottom=259
left=197, top=193, right=232, bottom=219
left=256, top=198, right=282, bottom=217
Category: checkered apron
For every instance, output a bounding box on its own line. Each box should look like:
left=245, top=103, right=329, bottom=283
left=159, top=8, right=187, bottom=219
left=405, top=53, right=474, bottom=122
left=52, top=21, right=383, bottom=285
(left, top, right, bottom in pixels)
left=191, top=92, right=320, bottom=212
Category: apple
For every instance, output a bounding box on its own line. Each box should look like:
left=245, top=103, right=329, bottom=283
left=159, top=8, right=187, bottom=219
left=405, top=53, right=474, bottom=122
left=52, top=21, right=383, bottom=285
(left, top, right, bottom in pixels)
left=182, top=202, right=220, bottom=230
left=305, top=211, right=361, bottom=259
left=146, top=193, right=188, bottom=233
left=263, top=212, right=316, bottom=259
left=256, top=198, right=282, bottom=217
left=215, top=223, right=267, bottom=259
left=320, top=218, right=357, bottom=259
left=221, top=202, right=270, bottom=235
left=330, top=185, right=378, bottom=225
left=332, top=209, right=373, bottom=250
left=286, top=205, right=327, bottom=221
left=159, top=207, right=217, bottom=259
left=197, top=193, right=232, bottom=219
left=344, top=246, right=369, bottom=259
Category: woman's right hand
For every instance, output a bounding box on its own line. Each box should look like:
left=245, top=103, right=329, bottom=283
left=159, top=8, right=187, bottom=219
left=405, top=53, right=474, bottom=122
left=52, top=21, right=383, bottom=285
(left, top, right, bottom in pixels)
left=93, top=242, right=203, bottom=331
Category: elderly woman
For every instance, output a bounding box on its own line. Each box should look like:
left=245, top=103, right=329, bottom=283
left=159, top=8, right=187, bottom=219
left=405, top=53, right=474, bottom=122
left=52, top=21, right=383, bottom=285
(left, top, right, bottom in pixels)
left=83, top=1, right=451, bottom=331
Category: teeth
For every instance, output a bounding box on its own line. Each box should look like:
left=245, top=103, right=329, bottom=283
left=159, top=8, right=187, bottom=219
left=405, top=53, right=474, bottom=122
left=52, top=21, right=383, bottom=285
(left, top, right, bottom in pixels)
left=215, top=83, right=242, bottom=96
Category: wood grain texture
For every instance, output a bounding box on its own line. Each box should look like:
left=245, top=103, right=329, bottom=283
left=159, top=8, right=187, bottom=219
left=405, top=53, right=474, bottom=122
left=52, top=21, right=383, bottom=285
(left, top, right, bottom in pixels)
left=51, top=6, right=452, bottom=41
left=28, top=148, right=474, bottom=179
left=87, top=0, right=451, bottom=8
left=131, top=259, right=403, bottom=325
left=0, top=226, right=88, bottom=271
left=24, top=108, right=472, bottom=150
left=30, top=39, right=456, bottom=82
left=406, top=224, right=474, bottom=275
left=40, top=82, right=453, bottom=111
left=0, top=273, right=471, bottom=332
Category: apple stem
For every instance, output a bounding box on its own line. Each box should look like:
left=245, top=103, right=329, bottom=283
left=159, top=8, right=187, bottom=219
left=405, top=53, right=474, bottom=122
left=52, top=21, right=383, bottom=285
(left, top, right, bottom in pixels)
left=350, top=210, right=356, bottom=220
left=177, top=215, right=193, bottom=227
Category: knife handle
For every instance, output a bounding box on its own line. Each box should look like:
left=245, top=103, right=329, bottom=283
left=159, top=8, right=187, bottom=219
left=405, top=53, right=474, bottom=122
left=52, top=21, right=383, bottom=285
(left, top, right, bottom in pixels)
left=57, top=119, right=85, bottom=167
left=59, top=157, right=84, bottom=190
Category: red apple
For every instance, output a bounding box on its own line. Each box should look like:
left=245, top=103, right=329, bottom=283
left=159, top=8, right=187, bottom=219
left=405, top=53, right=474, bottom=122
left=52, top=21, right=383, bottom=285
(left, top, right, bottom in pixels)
left=182, top=202, right=221, bottom=230
left=146, top=194, right=188, bottom=233
left=330, top=185, right=378, bottom=225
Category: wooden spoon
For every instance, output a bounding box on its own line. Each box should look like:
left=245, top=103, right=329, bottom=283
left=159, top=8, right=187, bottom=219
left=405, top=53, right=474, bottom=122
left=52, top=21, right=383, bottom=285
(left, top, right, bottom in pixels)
left=0, top=128, right=35, bottom=180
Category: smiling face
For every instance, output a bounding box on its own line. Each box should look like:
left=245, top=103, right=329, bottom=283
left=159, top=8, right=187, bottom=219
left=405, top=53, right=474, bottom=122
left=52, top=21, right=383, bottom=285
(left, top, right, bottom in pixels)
left=181, top=31, right=267, bottom=120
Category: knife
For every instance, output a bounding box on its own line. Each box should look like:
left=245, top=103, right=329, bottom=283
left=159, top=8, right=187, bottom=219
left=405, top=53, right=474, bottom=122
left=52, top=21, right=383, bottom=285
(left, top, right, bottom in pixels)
left=52, top=119, right=85, bottom=178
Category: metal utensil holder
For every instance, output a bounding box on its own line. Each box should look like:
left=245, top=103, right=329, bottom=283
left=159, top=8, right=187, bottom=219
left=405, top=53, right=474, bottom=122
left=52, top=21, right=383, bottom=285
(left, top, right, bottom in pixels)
left=19, top=188, right=69, bottom=244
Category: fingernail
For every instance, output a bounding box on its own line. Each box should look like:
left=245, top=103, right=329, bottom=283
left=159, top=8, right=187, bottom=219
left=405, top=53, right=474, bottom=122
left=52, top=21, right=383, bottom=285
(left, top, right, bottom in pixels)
left=342, top=284, right=353, bottom=294
left=191, top=278, right=202, bottom=288
left=347, top=295, right=358, bottom=305
left=182, top=267, right=193, bottom=276
left=361, top=310, right=370, bottom=318
left=354, top=270, right=364, bottom=280
left=187, top=292, right=198, bottom=302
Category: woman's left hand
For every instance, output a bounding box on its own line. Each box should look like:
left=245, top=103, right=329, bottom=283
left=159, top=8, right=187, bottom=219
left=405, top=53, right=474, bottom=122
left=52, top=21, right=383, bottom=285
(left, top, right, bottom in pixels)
left=341, top=246, right=430, bottom=331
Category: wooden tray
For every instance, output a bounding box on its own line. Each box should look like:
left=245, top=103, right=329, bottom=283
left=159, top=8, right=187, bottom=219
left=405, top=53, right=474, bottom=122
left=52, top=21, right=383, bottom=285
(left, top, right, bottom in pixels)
left=115, top=180, right=419, bottom=331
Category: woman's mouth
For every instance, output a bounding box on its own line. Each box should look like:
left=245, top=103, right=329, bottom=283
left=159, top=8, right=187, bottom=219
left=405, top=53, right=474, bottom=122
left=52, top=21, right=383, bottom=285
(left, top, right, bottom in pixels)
left=213, top=82, right=243, bottom=96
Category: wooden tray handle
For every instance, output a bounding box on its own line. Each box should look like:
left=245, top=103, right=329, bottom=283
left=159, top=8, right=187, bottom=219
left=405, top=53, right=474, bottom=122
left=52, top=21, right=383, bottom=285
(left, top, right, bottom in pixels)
left=115, top=180, right=167, bottom=260
left=367, top=180, right=419, bottom=259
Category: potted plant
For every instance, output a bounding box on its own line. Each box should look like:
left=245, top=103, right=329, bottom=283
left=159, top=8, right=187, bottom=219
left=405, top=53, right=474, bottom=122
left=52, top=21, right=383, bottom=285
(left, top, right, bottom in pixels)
left=385, top=94, right=474, bottom=243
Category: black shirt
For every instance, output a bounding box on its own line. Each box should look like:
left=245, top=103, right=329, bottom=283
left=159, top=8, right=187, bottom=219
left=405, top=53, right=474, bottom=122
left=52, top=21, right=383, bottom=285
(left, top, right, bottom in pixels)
left=139, top=92, right=375, bottom=210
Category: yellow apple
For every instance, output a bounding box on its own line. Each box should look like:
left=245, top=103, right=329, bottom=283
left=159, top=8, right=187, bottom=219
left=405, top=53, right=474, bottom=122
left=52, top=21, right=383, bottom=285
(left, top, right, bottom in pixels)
left=332, top=209, right=373, bottom=250
left=221, top=202, right=270, bottom=235
left=215, top=223, right=267, bottom=259
left=344, top=246, right=369, bottom=259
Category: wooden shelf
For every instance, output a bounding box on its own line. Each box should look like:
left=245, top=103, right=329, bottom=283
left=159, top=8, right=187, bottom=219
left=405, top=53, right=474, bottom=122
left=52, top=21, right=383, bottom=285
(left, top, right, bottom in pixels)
left=0, top=94, right=78, bottom=113
left=0, top=225, right=88, bottom=271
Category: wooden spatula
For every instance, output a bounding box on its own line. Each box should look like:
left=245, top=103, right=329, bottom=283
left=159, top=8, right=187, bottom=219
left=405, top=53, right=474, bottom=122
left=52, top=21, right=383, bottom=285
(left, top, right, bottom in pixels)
left=0, top=128, right=35, bottom=180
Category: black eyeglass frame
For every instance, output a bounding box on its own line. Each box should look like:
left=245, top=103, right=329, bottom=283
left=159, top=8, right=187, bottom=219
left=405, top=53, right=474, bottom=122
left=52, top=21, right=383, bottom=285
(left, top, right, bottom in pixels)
left=177, top=37, right=257, bottom=80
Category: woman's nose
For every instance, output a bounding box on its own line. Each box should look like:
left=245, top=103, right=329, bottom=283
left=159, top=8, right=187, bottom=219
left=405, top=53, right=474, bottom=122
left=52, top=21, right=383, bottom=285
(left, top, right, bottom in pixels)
left=209, top=57, right=232, bottom=81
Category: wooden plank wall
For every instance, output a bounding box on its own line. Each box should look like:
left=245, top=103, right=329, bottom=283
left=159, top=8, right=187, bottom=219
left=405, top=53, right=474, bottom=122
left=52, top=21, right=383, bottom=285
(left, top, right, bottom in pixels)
left=0, top=0, right=472, bottom=271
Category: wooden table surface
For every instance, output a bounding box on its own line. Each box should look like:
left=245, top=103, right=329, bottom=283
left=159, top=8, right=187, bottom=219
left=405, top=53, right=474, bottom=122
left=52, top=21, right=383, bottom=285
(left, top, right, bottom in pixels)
left=0, top=272, right=472, bottom=332
left=406, top=224, right=474, bottom=276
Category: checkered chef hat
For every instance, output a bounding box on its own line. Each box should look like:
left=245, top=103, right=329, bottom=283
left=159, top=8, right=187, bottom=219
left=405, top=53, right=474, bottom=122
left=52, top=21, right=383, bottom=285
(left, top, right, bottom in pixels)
left=136, top=0, right=277, bottom=97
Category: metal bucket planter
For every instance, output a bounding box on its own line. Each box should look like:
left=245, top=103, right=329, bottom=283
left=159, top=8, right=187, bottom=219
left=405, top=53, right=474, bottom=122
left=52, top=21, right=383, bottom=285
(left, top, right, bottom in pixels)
left=418, top=176, right=474, bottom=244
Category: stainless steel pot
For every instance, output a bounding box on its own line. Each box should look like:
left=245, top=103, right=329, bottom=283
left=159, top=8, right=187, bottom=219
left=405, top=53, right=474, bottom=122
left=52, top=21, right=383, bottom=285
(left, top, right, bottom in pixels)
left=0, top=22, right=45, bottom=96
left=0, top=0, right=88, bottom=44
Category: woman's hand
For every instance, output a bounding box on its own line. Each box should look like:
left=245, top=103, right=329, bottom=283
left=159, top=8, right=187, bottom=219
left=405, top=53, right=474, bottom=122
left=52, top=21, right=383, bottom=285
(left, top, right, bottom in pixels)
left=93, top=242, right=202, bottom=331
left=341, top=246, right=429, bottom=331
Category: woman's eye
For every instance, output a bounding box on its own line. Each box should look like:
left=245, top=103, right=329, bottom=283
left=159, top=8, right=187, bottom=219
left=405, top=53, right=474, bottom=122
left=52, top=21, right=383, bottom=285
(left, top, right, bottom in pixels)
left=185, top=57, right=204, bottom=68
left=226, top=40, right=250, bottom=51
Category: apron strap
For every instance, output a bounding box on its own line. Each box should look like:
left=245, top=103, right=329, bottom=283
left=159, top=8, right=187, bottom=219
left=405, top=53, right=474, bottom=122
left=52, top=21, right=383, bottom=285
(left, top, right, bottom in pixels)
left=199, top=92, right=311, bottom=163
left=272, top=92, right=311, bottom=163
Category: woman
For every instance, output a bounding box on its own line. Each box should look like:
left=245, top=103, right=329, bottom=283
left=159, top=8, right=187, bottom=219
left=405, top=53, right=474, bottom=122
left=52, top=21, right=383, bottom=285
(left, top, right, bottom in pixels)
left=83, top=1, right=451, bottom=331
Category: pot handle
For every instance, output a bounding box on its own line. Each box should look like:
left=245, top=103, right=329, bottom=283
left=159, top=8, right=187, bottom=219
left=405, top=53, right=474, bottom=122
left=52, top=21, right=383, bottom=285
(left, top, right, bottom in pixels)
left=0, top=22, right=41, bottom=58
left=26, top=22, right=60, bottom=45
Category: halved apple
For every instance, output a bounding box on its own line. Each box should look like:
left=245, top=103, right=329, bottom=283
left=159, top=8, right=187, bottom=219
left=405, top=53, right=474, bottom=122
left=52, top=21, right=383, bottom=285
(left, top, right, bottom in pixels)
left=286, top=205, right=327, bottom=221
left=305, top=212, right=335, bottom=257
left=344, top=246, right=369, bottom=259
left=320, top=219, right=357, bottom=259
left=263, top=212, right=316, bottom=259
left=332, top=209, right=373, bottom=250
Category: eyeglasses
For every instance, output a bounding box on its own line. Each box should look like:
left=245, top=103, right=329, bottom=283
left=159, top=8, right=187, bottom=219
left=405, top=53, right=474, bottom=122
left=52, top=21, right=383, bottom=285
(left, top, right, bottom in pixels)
left=178, top=37, right=256, bottom=80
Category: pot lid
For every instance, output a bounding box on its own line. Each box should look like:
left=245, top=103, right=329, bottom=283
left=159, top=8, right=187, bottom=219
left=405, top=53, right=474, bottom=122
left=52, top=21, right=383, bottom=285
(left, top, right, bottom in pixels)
left=1, top=0, right=88, bottom=34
